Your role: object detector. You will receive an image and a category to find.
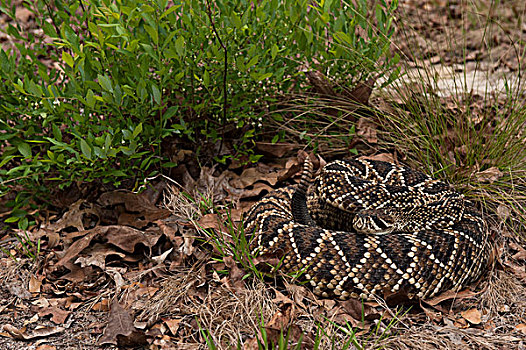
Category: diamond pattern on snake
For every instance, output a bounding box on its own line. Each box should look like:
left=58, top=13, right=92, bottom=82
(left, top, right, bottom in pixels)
left=244, top=157, right=491, bottom=300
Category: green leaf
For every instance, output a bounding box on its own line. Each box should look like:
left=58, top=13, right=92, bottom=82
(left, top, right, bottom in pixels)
left=174, top=36, right=185, bottom=57
left=151, top=84, right=161, bottom=104
left=232, top=13, right=242, bottom=29
left=52, top=123, right=62, bottom=142
left=132, top=123, right=143, bottom=138
left=160, top=4, right=180, bottom=19
left=110, top=170, right=126, bottom=177
left=27, top=80, right=43, bottom=97
left=163, top=106, right=178, bottom=120
left=80, top=139, right=92, bottom=159
left=162, top=162, right=178, bottom=168
left=246, top=55, right=259, bottom=68
left=42, top=21, right=57, bottom=37
left=18, top=143, right=31, bottom=158
left=13, top=79, right=26, bottom=94
left=236, top=56, right=246, bottom=72
left=63, top=26, right=80, bottom=53
left=271, top=44, right=278, bottom=60
left=18, top=217, right=28, bottom=230
left=97, top=74, right=113, bottom=93
left=144, top=25, right=158, bottom=45
left=253, top=72, right=272, bottom=81
left=62, top=51, right=74, bottom=68
left=161, top=30, right=177, bottom=52
left=0, top=155, right=15, bottom=167
left=86, top=89, right=95, bottom=108
left=4, top=216, right=19, bottom=223
left=334, top=31, right=352, bottom=45
left=0, top=49, right=10, bottom=73
left=203, top=70, right=210, bottom=87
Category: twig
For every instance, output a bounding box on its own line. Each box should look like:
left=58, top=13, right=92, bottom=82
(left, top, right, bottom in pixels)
left=78, top=0, right=94, bottom=42
left=204, top=0, right=228, bottom=156
left=41, top=0, right=61, bottom=37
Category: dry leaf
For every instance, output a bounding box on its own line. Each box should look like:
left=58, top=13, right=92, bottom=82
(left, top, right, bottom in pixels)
left=29, top=276, right=42, bottom=293
left=24, top=314, right=39, bottom=326
left=272, top=289, right=294, bottom=306
left=36, top=345, right=57, bottom=350
left=515, top=323, right=526, bottom=335
left=37, top=200, right=95, bottom=235
left=229, top=208, right=244, bottom=222
left=420, top=303, right=442, bottom=323
left=255, top=142, right=297, bottom=158
left=6, top=282, right=32, bottom=299
left=163, top=318, right=182, bottom=336
left=104, top=225, right=162, bottom=253
left=223, top=256, right=246, bottom=292
left=360, top=153, right=395, bottom=163
left=239, top=182, right=274, bottom=199
left=38, top=307, right=71, bottom=324
left=55, top=230, right=99, bottom=267
left=92, top=299, right=111, bottom=312
left=347, top=76, right=377, bottom=105
left=498, top=304, right=510, bottom=313
left=60, top=264, right=90, bottom=283
left=340, top=298, right=378, bottom=322
left=260, top=303, right=304, bottom=347
left=510, top=242, right=526, bottom=261
left=2, top=324, right=64, bottom=340
left=475, top=167, right=503, bottom=184
left=305, top=70, right=337, bottom=96
left=75, top=243, right=125, bottom=270
left=424, top=288, right=479, bottom=306
left=57, top=225, right=162, bottom=267
left=496, top=204, right=511, bottom=221
left=99, top=300, right=147, bottom=346
left=230, top=167, right=280, bottom=189
left=32, top=297, right=50, bottom=308
left=357, top=118, right=378, bottom=143
left=98, top=191, right=170, bottom=228
left=198, top=213, right=222, bottom=231
left=154, top=219, right=180, bottom=243
left=152, top=248, right=173, bottom=264
left=461, top=308, right=482, bottom=325
left=283, top=281, right=310, bottom=310
left=483, top=320, right=496, bottom=331
left=15, top=7, right=33, bottom=22
left=454, top=316, right=469, bottom=329
left=503, top=260, right=526, bottom=283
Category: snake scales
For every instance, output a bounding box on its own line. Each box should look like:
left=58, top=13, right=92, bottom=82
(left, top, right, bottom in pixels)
left=244, top=158, right=490, bottom=300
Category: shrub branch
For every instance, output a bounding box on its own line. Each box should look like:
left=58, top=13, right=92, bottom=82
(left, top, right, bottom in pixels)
left=204, top=0, right=228, bottom=153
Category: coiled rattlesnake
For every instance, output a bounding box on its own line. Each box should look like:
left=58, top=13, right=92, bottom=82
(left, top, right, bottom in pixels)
left=244, top=157, right=490, bottom=300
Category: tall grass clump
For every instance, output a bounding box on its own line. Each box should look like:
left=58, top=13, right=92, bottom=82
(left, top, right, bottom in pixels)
left=376, top=1, right=526, bottom=238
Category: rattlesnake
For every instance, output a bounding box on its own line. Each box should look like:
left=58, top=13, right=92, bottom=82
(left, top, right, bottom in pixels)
left=244, top=157, right=491, bottom=300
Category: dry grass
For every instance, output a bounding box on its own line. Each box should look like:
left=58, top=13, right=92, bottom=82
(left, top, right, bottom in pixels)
left=147, top=182, right=526, bottom=349
left=142, top=271, right=278, bottom=349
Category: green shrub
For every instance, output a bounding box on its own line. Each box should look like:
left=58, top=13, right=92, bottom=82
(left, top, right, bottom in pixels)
left=0, top=0, right=399, bottom=227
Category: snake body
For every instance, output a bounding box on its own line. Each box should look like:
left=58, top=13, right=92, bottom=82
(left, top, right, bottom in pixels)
left=244, top=158, right=490, bottom=300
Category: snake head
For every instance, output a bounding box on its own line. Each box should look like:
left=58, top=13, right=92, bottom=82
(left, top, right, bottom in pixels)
left=352, top=209, right=397, bottom=234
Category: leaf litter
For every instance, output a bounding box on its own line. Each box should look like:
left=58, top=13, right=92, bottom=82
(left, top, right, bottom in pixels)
left=1, top=1, right=526, bottom=349
left=2, top=126, right=526, bottom=348
left=2, top=113, right=526, bottom=348
left=2, top=150, right=525, bottom=349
